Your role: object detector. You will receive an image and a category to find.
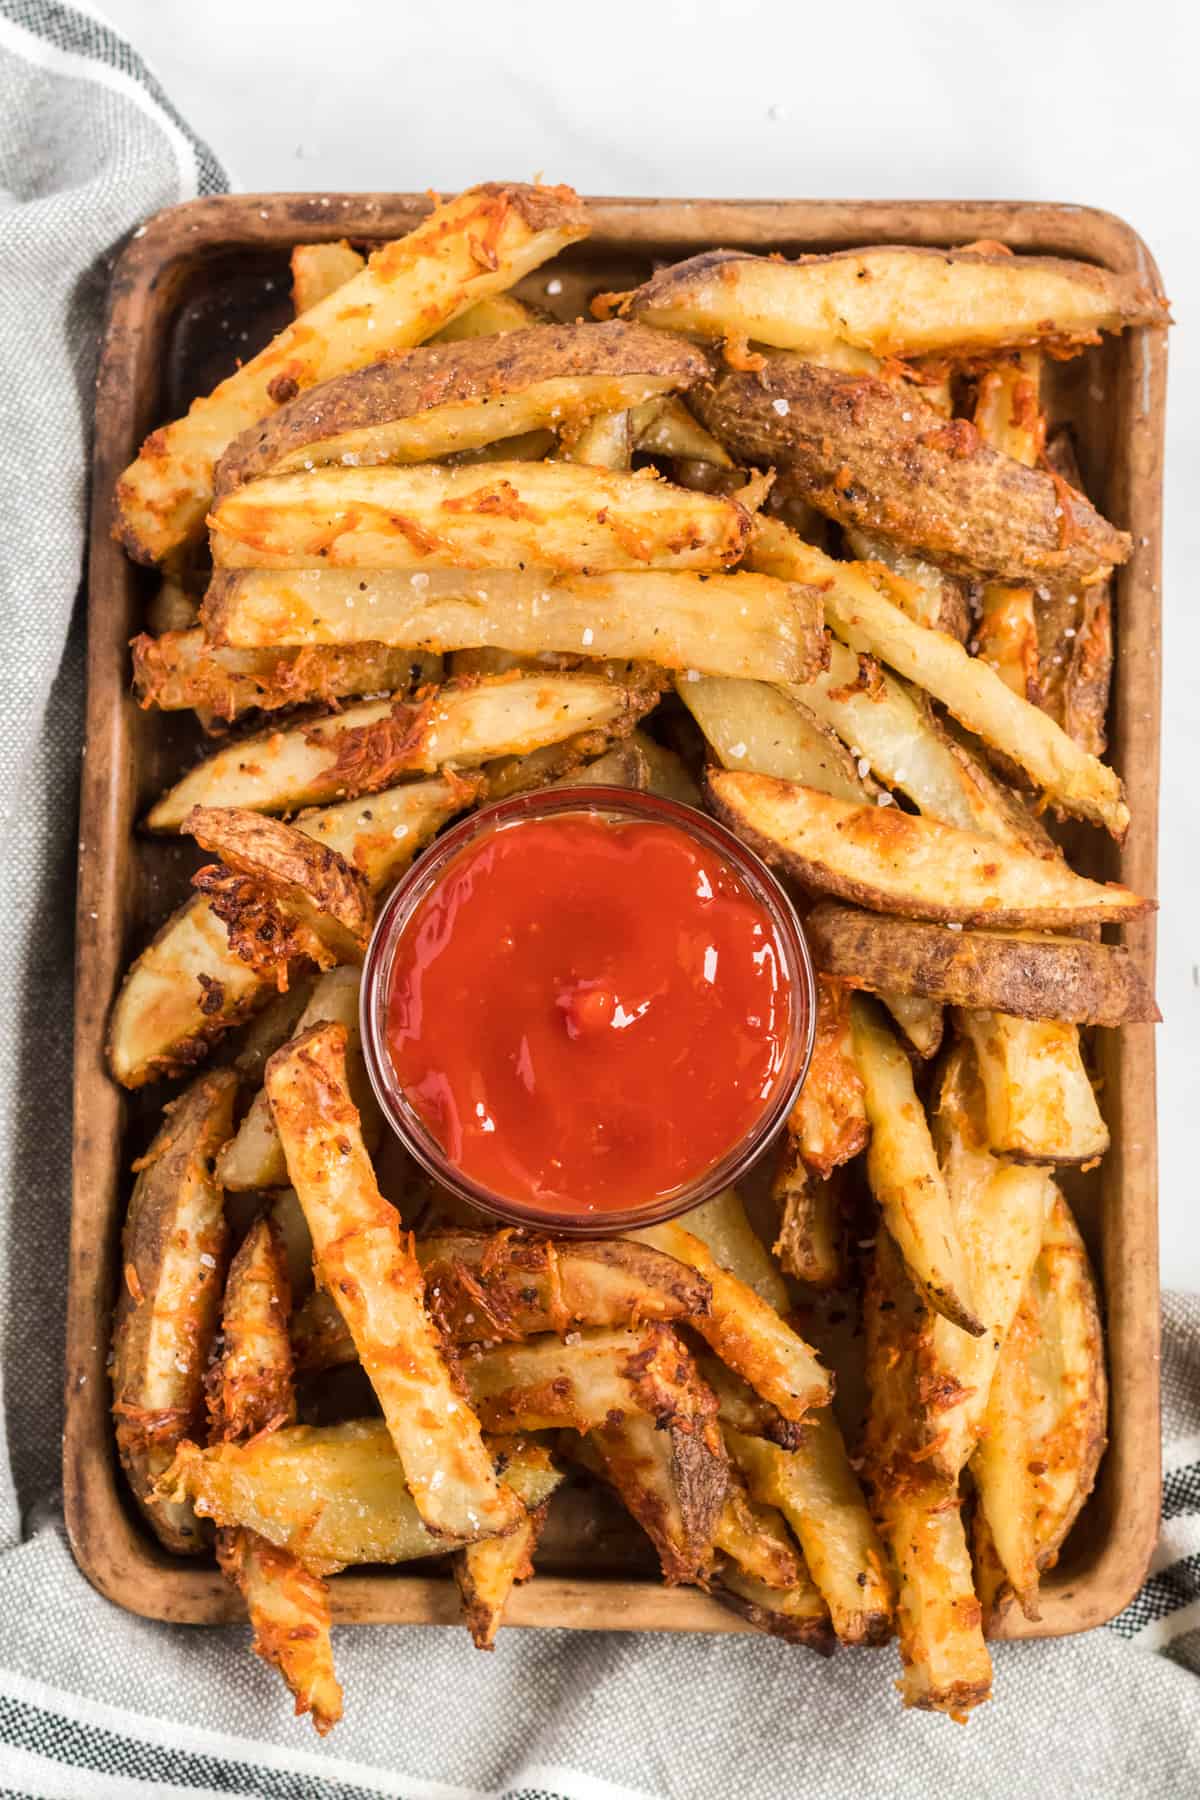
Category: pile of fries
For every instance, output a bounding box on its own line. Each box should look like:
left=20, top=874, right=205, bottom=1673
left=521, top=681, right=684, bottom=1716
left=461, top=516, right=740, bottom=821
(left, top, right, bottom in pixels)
left=107, top=179, right=1165, bottom=1732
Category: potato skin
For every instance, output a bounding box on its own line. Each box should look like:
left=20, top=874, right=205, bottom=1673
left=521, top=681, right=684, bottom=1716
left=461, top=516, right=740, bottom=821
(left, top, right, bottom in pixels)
left=215, top=321, right=710, bottom=493
left=806, top=903, right=1159, bottom=1028
left=693, top=354, right=1130, bottom=584
left=111, top=1070, right=237, bottom=1552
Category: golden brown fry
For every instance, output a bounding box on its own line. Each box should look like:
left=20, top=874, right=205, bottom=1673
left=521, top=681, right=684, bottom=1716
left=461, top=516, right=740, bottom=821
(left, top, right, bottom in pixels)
left=217, top=1531, right=343, bottom=1734
left=454, top=1504, right=547, bottom=1650
left=208, top=462, right=750, bottom=573
left=433, top=292, right=545, bottom=342
left=131, top=630, right=418, bottom=727
left=265, top=1023, right=523, bottom=1540
left=148, top=672, right=653, bottom=831
left=806, top=903, right=1160, bottom=1028
left=678, top=675, right=870, bottom=805
left=715, top=1557, right=836, bottom=1653
left=714, top=1476, right=802, bottom=1590
left=790, top=975, right=869, bottom=1179
left=218, top=967, right=379, bottom=1191
left=707, top=771, right=1149, bottom=929
left=575, top=1402, right=729, bottom=1587
left=975, top=584, right=1040, bottom=701
left=215, top=322, right=708, bottom=490
left=771, top=1145, right=844, bottom=1289
left=463, top=1324, right=710, bottom=1435
left=110, top=1071, right=235, bottom=1552
left=851, top=995, right=983, bottom=1336
left=203, top=565, right=825, bottom=687
left=116, top=182, right=589, bottom=561
left=290, top=240, right=365, bottom=313
left=842, top=529, right=972, bottom=642
left=674, top=1188, right=789, bottom=1310
left=725, top=1420, right=893, bottom=1646
left=632, top=1219, right=830, bottom=1420
left=163, top=1422, right=561, bottom=1572
left=957, top=1011, right=1109, bottom=1163
left=616, top=243, right=1164, bottom=358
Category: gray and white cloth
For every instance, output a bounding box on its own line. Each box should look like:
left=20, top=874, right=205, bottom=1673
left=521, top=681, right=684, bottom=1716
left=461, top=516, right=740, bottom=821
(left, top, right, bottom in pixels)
left=0, top=3, right=1196, bottom=1795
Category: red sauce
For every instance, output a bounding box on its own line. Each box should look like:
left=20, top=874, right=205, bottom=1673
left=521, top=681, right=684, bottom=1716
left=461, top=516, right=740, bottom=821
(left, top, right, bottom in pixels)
left=384, top=811, right=796, bottom=1217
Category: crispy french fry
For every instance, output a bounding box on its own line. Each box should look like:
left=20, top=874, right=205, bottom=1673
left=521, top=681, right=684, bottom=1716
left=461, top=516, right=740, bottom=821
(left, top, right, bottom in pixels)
left=771, top=1145, right=844, bottom=1289
left=148, top=672, right=651, bottom=831
left=851, top=995, right=982, bottom=1335
left=265, top=1022, right=523, bottom=1540
left=707, top=771, right=1149, bottom=930
left=616, top=244, right=1165, bottom=359
left=725, top=1421, right=893, bottom=1645
left=454, top=1503, right=547, bottom=1650
left=634, top=395, right=732, bottom=467
left=559, top=406, right=633, bottom=468
left=632, top=1217, right=831, bottom=1420
left=290, top=240, right=365, bottom=313
left=116, top=182, right=589, bottom=561
left=218, top=967, right=378, bottom=1191
left=131, top=630, right=419, bottom=726
left=110, top=1071, right=235, bottom=1552
left=790, top=975, right=869, bottom=1179
left=957, top=1011, right=1110, bottom=1163
left=231, top=978, right=316, bottom=1083
left=842, top=529, right=971, bottom=642
left=692, top=1349, right=802, bottom=1451
left=806, top=903, right=1159, bottom=1028
left=714, top=1476, right=803, bottom=1589
left=716, top=1557, right=835, bottom=1652
left=208, top=462, right=750, bottom=573
left=678, top=674, right=870, bottom=805
left=203, top=565, right=826, bottom=686
left=215, top=322, right=708, bottom=490
left=575, top=1404, right=729, bottom=1587
left=433, top=292, right=545, bottom=342
left=751, top=522, right=1129, bottom=837
left=186, top=807, right=374, bottom=973
left=975, top=351, right=1044, bottom=467
left=880, top=991, right=945, bottom=1059
left=218, top=1533, right=343, bottom=1733
left=675, top=1187, right=789, bottom=1310
left=463, top=1324, right=709, bottom=1434
left=164, top=1422, right=561, bottom=1572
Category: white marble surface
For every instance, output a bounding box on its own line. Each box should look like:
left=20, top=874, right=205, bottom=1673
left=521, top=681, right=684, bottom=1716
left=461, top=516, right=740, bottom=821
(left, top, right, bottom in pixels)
left=104, top=0, right=1199, bottom=1285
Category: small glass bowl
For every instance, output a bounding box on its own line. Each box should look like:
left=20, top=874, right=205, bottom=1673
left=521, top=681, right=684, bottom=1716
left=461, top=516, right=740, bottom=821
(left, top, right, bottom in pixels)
left=359, top=785, right=816, bottom=1235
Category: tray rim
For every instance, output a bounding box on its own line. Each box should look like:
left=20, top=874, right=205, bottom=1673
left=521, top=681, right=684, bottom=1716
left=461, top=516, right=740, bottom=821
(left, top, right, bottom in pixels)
left=65, top=189, right=1166, bottom=1641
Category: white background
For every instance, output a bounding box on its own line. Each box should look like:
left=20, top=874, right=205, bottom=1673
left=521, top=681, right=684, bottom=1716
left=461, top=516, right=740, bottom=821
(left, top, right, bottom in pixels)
left=102, top=0, right=1199, bottom=1283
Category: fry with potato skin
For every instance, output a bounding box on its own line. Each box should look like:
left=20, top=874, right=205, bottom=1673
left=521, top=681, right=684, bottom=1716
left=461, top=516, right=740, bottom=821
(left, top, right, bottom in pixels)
left=842, top=529, right=972, bottom=642
left=714, top=1476, right=803, bottom=1591
left=454, top=1506, right=547, bottom=1650
left=771, top=1147, right=845, bottom=1290
left=716, top=1557, right=836, bottom=1653
left=208, top=461, right=751, bottom=574
left=110, top=1071, right=235, bottom=1552
left=790, top=975, right=868, bottom=1179
left=131, top=630, right=419, bottom=727
left=462, top=1325, right=710, bottom=1435
left=116, top=182, right=589, bottom=561
left=265, top=1022, right=524, bottom=1540
left=957, top=1010, right=1110, bottom=1164
left=574, top=1403, right=729, bottom=1588
left=706, top=770, right=1149, bottom=930
left=203, top=565, right=827, bottom=687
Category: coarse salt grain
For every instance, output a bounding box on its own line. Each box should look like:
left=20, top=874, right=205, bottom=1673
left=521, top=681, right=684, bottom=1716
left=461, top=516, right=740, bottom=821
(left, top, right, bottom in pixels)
left=411, top=572, right=429, bottom=590
left=391, top=824, right=409, bottom=839
left=581, top=627, right=594, bottom=645
left=546, top=278, right=563, bottom=295
left=946, top=922, right=963, bottom=931
left=728, top=742, right=747, bottom=759
left=876, top=793, right=894, bottom=807
left=856, top=758, right=870, bottom=779
left=199, top=1253, right=216, bottom=1268
left=771, top=398, right=790, bottom=417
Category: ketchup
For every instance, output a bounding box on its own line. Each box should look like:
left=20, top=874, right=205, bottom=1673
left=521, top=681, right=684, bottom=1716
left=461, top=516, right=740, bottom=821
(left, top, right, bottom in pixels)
left=383, top=808, right=797, bottom=1218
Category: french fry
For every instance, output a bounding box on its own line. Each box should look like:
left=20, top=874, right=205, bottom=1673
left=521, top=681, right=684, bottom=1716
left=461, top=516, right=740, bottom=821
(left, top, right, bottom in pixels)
left=115, top=182, right=589, bottom=561
left=110, top=1071, right=235, bottom=1551
left=851, top=995, right=983, bottom=1335
left=880, top=991, right=945, bottom=1059
left=715, top=1476, right=803, bottom=1589
left=110, top=774, right=476, bottom=1087
left=708, top=771, right=1147, bottom=929
left=462, top=1324, right=710, bottom=1435
left=862, top=1233, right=992, bottom=1715
left=724, top=1421, right=893, bottom=1645
left=634, top=395, right=732, bottom=467
left=265, top=1022, right=524, bottom=1540
left=146, top=573, right=198, bottom=634
left=674, top=1187, right=789, bottom=1310
left=771, top=1145, right=844, bottom=1289
left=231, top=978, right=316, bottom=1083
left=148, top=672, right=650, bottom=831
left=185, top=807, right=374, bottom=974
left=208, top=462, right=751, bottom=573
left=454, top=1504, right=547, bottom=1650
left=716, top=1557, right=835, bottom=1653
left=751, top=521, right=1129, bottom=836
left=164, top=1422, right=561, bottom=1572
left=631, top=1217, right=831, bottom=1420
left=790, top=975, right=869, bottom=1179
left=575, top=1405, right=729, bottom=1587
left=559, top=406, right=633, bottom=469
left=290, top=240, right=365, bottom=313
left=218, top=967, right=379, bottom=1191
left=632, top=730, right=703, bottom=806
left=957, top=1011, right=1110, bottom=1163
left=615, top=244, right=1165, bottom=358
left=215, top=322, right=708, bottom=490
left=218, top=1534, right=343, bottom=1733
left=973, top=353, right=1044, bottom=702
left=842, top=529, right=972, bottom=642
left=677, top=674, right=871, bottom=805
left=203, top=566, right=826, bottom=686
left=131, top=630, right=419, bottom=726
left=806, top=903, right=1159, bottom=1028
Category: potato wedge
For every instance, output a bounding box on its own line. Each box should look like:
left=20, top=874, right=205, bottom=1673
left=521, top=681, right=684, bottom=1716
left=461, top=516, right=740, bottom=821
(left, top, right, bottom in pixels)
left=631, top=1219, right=830, bottom=1420
left=751, top=524, right=1129, bottom=836
left=632, top=731, right=703, bottom=807
left=715, top=1477, right=803, bottom=1590
left=724, top=1421, right=893, bottom=1646
left=616, top=244, right=1164, bottom=358
left=231, top=979, right=316, bottom=1083
left=164, top=1422, right=561, bottom=1573
left=707, top=771, right=1149, bottom=929
left=290, top=240, right=365, bottom=313
left=265, top=1022, right=523, bottom=1539
left=851, top=996, right=983, bottom=1335
left=148, top=672, right=649, bottom=831
left=576, top=1405, right=729, bottom=1587
left=116, top=182, right=589, bottom=561
left=677, top=674, right=870, bottom=805
left=464, top=1323, right=712, bottom=1435
left=692, top=1349, right=802, bottom=1451
left=790, top=974, right=869, bottom=1179
left=842, top=529, right=972, bottom=642
left=208, top=462, right=750, bottom=573
left=186, top=806, right=373, bottom=973
left=215, top=322, right=709, bottom=491
left=218, top=967, right=378, bottom=1191
left=131, top=630, right=418, bottom=726
left=957, top=1010, right=1109, bottom=1163
left=454, top=1504, right=547, bottom=1650
left=771, top=1146, right=844, bottom=1290
left=558, top=741, right=649, bottom=789
left=203, top=565, right=825, bottom=686
left=972, top=1193, right=1107, bottom=1627
left=698, top=356, right=1129, bottom=587
left=110, top=1071, right=235, bottom=1551
left=716, top=1557, right=835, bottom=1653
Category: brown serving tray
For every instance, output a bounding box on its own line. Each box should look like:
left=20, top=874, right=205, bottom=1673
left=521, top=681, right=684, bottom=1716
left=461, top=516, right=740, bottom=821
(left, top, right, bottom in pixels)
left=65, top=192, right=1166, bottom=1640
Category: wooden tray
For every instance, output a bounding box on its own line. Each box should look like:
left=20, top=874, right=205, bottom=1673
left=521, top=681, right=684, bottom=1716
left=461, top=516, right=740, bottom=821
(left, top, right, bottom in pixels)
left=64, top=192, right=1166, bottom=1639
